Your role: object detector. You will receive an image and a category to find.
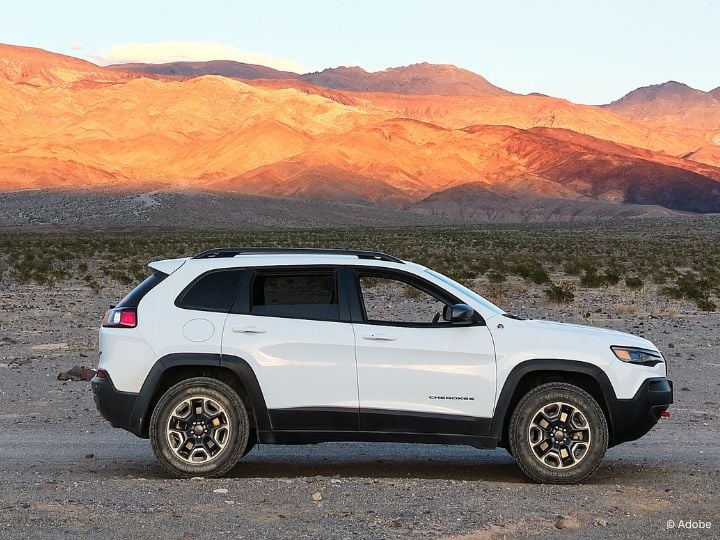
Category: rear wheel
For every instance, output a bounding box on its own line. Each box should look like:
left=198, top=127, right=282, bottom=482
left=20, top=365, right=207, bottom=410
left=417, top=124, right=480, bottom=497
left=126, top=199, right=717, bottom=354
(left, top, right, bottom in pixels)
left=150, top=377, right=250, bottom=478
left=509, top=382, right=608, bottom=484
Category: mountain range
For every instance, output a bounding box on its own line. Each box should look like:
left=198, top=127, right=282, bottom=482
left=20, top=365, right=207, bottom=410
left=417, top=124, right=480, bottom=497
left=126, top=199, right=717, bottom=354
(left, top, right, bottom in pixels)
left=2, top=43, right=720, bottom=220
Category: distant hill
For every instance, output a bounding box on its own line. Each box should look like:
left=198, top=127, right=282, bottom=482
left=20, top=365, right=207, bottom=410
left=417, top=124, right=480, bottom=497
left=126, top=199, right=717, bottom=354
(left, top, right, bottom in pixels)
left=108, top=59, right=299, bottom=80
left=298, top=63, right=512, bottom=96
left=606, top=81, right=720, bottom=131
left=110, top=59, right=511, bottom=96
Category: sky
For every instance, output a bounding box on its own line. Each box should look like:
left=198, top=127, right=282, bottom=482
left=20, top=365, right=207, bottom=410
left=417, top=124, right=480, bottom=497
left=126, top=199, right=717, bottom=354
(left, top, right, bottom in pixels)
left=1, top=0, right=717, bottom=104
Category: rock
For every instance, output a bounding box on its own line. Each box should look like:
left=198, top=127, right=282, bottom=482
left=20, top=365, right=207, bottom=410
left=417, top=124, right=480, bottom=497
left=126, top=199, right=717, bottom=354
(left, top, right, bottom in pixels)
left=594, top=518, right=608, bottom=527
left=84, top=453, right=94, bottom=459
left=555, top=515, right=580, bottom=530
left=9, top=357, right=31, bottom=366
left=312, top=491, right=323, bottom=502
left=57, top=365, right=95, bottom=382
left=213, top=488, right=228, bottom=495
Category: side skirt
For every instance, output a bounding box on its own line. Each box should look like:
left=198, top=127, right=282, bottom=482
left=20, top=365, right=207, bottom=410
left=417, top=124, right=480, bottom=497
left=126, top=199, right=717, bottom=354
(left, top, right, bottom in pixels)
left=258, top=430, right=498, bottom=449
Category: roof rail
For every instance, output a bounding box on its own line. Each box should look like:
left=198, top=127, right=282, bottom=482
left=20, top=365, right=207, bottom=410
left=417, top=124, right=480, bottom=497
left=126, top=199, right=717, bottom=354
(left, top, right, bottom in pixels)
left=191, top=247, right=404, bottom=264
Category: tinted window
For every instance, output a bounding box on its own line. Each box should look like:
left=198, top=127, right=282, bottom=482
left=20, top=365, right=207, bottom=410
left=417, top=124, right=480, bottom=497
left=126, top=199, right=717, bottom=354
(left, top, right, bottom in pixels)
left=251, top=272, right=339, bottom=320
left=117, top=271, right=167, bottom=308
left=358, top=274, right=449, bottom=325
left=177, top=269, right=244, bottom=312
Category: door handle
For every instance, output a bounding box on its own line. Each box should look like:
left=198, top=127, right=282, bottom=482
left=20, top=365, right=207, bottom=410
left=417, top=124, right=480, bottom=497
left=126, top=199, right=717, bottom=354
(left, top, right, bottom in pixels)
left=232, top=326, right=267, bottom=334
left=362, top=333, right=396, bottom=341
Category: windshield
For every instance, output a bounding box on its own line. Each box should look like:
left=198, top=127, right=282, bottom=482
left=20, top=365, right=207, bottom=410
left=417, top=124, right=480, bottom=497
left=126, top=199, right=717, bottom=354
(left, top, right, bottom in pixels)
left=425, top=269, right=504, bottom=316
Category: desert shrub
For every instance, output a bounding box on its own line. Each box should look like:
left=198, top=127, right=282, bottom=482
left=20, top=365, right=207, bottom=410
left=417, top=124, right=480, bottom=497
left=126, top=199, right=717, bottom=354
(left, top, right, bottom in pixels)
left=602, top=269, right=621, bottom=286
left=511, top=260, right=550, bottom=284
left=625, top=276, right=644, bottom=290
left=579, top=268, right=605, bottom=287
left=544, top=282, right=575, bottom=304
left=661, top=272, right=716, bottom=311
left=695, top=298, right=717, bottom=311
left=580, top=266, right=621, bottom=287
left=486, top=269, right=507, bottom=283
left=562, top=259, right=584, bottom=276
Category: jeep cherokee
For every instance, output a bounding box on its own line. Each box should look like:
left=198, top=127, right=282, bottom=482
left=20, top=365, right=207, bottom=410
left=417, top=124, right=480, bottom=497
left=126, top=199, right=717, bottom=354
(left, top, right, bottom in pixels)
left=92, top=248, right=673, bottom=484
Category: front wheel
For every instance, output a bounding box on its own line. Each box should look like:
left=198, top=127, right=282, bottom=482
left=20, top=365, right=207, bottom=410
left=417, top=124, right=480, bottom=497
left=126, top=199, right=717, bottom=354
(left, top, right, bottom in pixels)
left=150, top=377, right=250, bottom=478
left=508, top=382, right=608, bottom=484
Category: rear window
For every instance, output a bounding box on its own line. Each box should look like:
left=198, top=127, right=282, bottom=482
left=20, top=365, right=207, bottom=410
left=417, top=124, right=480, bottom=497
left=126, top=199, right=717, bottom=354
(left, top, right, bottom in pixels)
left=116, top=271, right=167, bottom=308
left=251, top=271, right=339, bottom=321
left=176, top=269, right=244, bottom=312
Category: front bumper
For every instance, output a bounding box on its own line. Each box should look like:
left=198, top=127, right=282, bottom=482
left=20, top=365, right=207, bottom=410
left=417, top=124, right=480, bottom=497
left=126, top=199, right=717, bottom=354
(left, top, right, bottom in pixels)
left=608, top=377, right=673, bottom=446
left=91, top=373, right=140, bottom=435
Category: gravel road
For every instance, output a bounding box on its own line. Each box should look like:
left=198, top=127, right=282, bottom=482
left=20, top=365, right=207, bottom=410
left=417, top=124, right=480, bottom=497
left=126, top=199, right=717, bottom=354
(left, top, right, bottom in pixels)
left=1, top=281, right=718, bottom=539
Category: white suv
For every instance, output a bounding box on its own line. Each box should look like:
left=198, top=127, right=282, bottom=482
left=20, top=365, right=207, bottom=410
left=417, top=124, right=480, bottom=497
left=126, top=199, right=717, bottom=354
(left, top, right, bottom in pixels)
left=93, top=248, right=672, bottom=484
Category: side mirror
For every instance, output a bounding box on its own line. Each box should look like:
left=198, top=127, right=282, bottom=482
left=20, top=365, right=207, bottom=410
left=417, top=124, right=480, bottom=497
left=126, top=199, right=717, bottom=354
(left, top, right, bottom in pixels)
left=443, top=303, right=476, bottom=324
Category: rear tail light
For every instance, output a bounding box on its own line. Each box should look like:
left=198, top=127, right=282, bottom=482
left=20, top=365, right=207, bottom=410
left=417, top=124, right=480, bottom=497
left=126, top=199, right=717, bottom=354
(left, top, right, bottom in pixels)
left=102, top=307, right=137, bottom=328
left=96, top=369, right=108, bottom=380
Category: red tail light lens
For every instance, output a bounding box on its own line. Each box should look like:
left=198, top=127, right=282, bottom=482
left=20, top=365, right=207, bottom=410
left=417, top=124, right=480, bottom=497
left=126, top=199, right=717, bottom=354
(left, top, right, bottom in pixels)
left=102, top=308, right=137, bottom=328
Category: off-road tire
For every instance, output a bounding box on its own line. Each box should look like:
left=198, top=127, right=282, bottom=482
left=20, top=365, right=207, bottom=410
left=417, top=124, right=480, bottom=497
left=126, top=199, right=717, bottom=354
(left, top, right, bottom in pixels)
left=150, top=377, right=250, bottom=478
left=509, top=382, right=608, bottom=484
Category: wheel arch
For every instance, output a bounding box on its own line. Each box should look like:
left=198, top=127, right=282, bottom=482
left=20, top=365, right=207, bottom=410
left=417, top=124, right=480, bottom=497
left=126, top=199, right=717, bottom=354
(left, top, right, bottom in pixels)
left=490, top=359, right=617, bottom=447
left=130, top=353, right=270, bottom=438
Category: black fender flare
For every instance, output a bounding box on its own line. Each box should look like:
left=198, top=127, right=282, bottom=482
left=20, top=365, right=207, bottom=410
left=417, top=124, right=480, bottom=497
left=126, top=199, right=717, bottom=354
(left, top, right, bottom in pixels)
left=487, top=359, right=617, bottom=440
left=129, top=353, right=270, bottom=437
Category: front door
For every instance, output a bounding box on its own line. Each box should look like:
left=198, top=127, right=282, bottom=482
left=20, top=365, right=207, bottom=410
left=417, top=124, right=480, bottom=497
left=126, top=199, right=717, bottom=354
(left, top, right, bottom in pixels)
left=350, top=269, right=496, bottom=434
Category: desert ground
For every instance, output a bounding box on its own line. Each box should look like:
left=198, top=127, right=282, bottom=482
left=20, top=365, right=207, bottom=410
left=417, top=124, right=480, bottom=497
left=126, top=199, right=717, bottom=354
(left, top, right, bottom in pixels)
left=0, top=221, right=719, bottom=538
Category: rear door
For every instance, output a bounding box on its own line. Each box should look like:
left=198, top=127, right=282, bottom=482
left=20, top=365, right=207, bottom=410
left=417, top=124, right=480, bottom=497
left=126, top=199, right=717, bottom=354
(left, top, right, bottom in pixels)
left=349, top=268, right=496, bottom=434
left=221, top=267, right=359, bottom=431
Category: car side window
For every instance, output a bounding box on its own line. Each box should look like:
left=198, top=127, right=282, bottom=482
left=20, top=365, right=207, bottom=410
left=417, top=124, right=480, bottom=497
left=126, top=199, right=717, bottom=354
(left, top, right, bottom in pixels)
left=250, top=271, right=340, bottom=321
left=176, top=269, right=244, bottom=312
left=358, top=273, right=450, bottom=325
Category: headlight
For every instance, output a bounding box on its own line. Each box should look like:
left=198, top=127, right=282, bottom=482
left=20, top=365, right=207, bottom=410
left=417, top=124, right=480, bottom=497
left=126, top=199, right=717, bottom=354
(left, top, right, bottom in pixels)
left=611, top=346, right=664, bottom=366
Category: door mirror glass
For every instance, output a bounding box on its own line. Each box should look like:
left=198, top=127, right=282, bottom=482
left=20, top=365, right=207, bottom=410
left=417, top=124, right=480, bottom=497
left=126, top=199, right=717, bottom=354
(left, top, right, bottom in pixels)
left=443, top=303, right=476, bottom=324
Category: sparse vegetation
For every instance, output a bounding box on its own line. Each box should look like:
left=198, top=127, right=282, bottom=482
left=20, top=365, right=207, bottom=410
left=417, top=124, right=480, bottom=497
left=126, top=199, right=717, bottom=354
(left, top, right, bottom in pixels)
left=0, top=217, right=718, bottom=311
left=544, top=282, right=575, bottom=304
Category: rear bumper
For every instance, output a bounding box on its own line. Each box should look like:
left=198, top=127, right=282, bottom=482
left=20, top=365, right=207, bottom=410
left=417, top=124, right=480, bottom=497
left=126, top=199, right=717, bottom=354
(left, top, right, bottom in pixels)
left=91, top=373, right=141, bottom=436
left=609, top=377, right=673, bottom=446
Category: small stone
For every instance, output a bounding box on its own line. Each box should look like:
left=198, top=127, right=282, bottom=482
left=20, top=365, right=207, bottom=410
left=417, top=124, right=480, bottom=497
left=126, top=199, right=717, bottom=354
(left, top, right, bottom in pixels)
left=84, top=453, right=94, bottom=459
left=680, top=386, right=690, bottom=392
left=594, top=518, right=608, bottom=527
left=213, top=488, right=228, bottom=495
left=312, top=491, right=323, bottom=502
left=555, top=515, right=580, bottom=530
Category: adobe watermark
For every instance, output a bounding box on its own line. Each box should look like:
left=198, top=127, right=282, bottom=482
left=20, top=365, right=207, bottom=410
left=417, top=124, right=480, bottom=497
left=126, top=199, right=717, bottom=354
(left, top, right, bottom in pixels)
left=666, top=519, right=712, bottom=531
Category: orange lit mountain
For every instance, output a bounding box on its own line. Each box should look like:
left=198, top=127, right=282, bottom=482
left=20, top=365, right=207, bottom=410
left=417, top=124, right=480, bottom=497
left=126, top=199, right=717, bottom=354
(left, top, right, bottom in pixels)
left=606, top=81, right=720, bottom=131
left=0, top=43, right=135, bottom=86
left=2, top=43, right=720, bottom=217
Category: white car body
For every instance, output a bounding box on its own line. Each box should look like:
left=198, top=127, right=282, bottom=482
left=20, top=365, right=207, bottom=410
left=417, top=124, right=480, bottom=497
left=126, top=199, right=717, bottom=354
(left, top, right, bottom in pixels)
left=94, top=249, right=672, bottom=459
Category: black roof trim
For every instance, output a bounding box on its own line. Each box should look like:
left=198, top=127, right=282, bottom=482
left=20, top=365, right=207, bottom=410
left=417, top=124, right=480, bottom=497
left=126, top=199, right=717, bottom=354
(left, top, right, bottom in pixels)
left=192, top=247, right=404, bottom=264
